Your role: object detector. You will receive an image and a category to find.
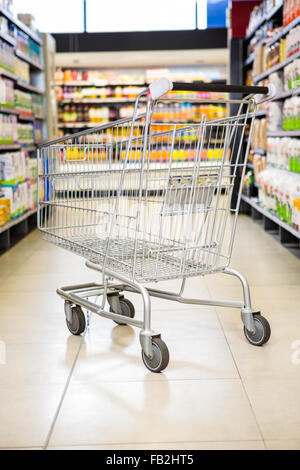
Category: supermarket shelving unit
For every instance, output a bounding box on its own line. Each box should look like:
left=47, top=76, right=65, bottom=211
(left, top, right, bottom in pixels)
left=231, top=0, right=300, bottom=251
left=56, top=68, right=228, bottom=134
left=0, top=7, right=47, bottom=253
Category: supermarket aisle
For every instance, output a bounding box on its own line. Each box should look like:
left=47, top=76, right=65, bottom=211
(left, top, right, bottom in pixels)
left=0, top=214, right=300, bottom=450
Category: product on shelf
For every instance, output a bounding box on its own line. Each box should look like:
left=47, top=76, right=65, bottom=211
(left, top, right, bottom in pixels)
left=283, top=0, right=300, bottom=27
left=0, top=151, right=37, bottom=220
left=15, top=89, right=33, bottom=115
left=16, top=30, right=41, bottom=65
left=0, top=38, right=15, bottom=73
left=0, top=113, right=17, bottom=143
left=269, top=71, right=284, bottom=92
left=0, top=76, right=14, bottom=108
left=17, top=122, right=33, bottom=144
left=284, top=59, right=300, bottom=89
left=34, top=120, right=42, bottom=142
left=268, top=101, right=283, bottom=130
left=32, top=94, right=44, bottom=116
left=282, top=96, right=300, bottom=129
left=267, top=136, right=300, bottom=171
left=253, top=152, right=267, bottom=180
left=257, top=167, right=300, bottom=227
left=0, top=151, right=26, bottom=185
left=14, top=57, right=30, bottom=83
left=0, top=196, right=10, bottom=226
left=250, top=118, right=268, bottom=150
left=0, top=0, right=13, bottom=15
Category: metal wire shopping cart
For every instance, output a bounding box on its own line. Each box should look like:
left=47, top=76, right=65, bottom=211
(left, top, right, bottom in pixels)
left=38, top=79, right=274, bottom=372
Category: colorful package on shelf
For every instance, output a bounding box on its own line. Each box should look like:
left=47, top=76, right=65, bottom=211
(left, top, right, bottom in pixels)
left=26, top=157, right=37, bottom=182
left=17, top=122, right=34, bottom=144
left=0, top=38, right=14, bottom=73
left=267, top=136, right=300, bottom=172
left=0, top=114, right=18, bottom=144
left=27, top=180, right=37, bottom=210
left=0, top=151, right=26, bottom=185
left=283, top=59, right=300, bottom=90
left=283, top=0, right=300, bottom=27
left=15, top=89, right=33, bottom=115
left=14, top=57, right=30, bottom=84
left=34, top=120, right=42, bottom=142
left=257, top=167, right=300, bottom=225
left=0, top=77, right=14, bottom=108
left=267, top=101, right=283, bottom=131
left=1, top=184, right=20, bottom=218
left=282, top=96, right=300, bottom=129
left=16, top=30, right=30, bottom=57
left=268, top=71, right=284, bottom=93
left=32, top=94, right=44, bottom=116
left=250, top=118, right=268, bottom=150
left=285, top=25, right=300, bottom=58
left=0, top=0, right=13, bottom=15
left=0, top=197, right=10, bottom=226
left=29, top=38, right=41, bottom=64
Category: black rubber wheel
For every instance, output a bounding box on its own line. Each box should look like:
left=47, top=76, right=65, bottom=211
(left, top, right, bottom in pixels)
left=110, top=298, right=135, bottom=325
left=66, top=305, right=86, bottom=335
left=142, top=337, right=169, bottom=373
left=244, top=314, right=271, bottom=346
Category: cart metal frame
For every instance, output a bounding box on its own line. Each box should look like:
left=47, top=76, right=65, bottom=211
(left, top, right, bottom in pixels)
left=38, top=79, right=274, bottom=371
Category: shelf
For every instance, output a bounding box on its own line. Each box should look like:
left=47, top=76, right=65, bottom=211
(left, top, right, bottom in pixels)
left=267, top=130, right=300, bottom=137
left=0, top=68, right=17, bottom=80
left=266, top=1, right=283, bottom=20
left=271, top=87, right=300, bottom=101
left=253, top=49, right=300, bottom=83
left=266, top=13, right=300, bottom=48
left=58, top=122, right=100, bottom=128
left=255, top=110, right=266, bottom=117
left=16, top=80, right=44, bottom=95
left=0, top=144, right=20, bottom=150
left=0, top=208, right=37, bottom=234
left=60, top=97, right=146, bottom=104
left=245, top=1, right=283, bottom=40
left=18, top=113, right=45, bottom=121
left=21, top=145, right=36, bottom=152
left=15, top=50, right=43, bottom=71
left=244, top=53, right=254, bottom=67
left=0, top=106, right=18, bottom=114
left=250, top=148, right=266, bottom=155
left=0, top=6, right=42, bottom=45
left=0, top=30, right=16, bottom=46
left=18, top=113, right=34, bottom=121
left=241, top=194, right=300, bottom=240
left=56, top=81, right=147, bottom=87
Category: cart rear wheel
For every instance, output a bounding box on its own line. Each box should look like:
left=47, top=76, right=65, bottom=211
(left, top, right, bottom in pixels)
left=142, top=337, right=169, bottom=373
left=66, top=305, right=86, bottom=335
left=244, top=314, right=271, bottom=346
left=110, top=298, right=135, bottom=325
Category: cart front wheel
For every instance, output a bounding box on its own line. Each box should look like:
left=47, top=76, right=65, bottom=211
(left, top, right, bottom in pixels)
left=142, top=337, right=169, bottom=373
left=66, top=305, right=86, bottom=335
left=244, top=314, right=271, bottom=346
left=110, top=298, right=135, bottom=325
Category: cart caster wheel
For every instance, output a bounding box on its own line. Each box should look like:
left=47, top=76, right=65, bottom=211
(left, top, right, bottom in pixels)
left=142, top=337, right=169, bottom=373
left=244, top=314, right=271, bottom=346
left=65, top=304, right=86, bottom=335
left=110, top=298, right=135, bottom=326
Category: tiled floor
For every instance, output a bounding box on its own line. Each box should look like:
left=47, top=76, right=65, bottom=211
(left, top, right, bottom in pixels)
left=0, top=215, right=299, bottom=450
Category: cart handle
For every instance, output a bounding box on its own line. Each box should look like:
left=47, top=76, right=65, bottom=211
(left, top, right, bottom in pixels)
left=149, top=78, right=275, bottom=101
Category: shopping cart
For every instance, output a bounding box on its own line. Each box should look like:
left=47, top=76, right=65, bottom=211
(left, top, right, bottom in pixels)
left=38, top=79, right=274, bottom=372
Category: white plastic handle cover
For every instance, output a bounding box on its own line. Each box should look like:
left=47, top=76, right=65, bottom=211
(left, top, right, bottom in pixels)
left=256, top=83, right=277, bottom=104
left=149, top=78, right=173, bottom=100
